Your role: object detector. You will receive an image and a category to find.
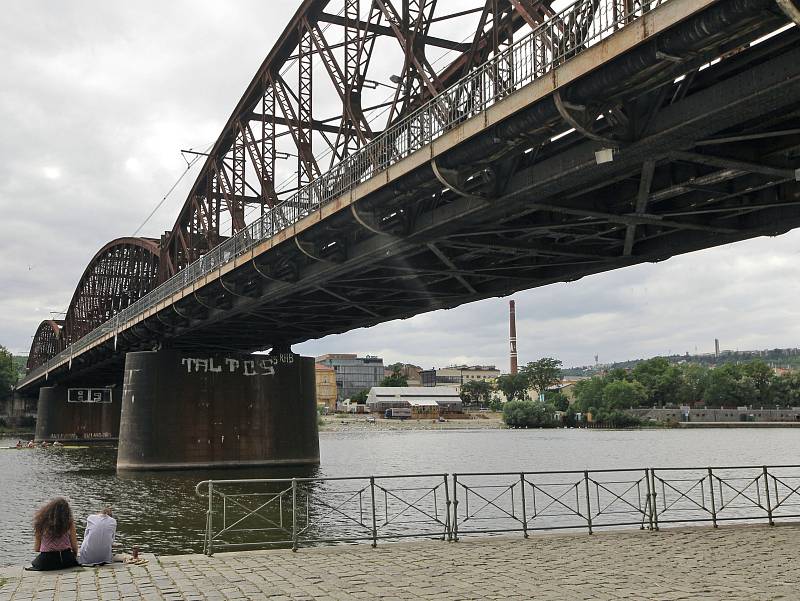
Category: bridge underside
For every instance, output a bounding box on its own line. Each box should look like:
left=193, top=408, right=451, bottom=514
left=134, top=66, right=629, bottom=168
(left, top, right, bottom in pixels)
left=21, top=2, right=800, bottom=391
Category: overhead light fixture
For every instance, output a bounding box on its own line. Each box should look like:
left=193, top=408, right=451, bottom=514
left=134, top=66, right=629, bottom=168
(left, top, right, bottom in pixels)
left=389, top=74, right=403, bottom=84
left=595, top=148, right=614, bottom=164
left=363, top=79, right=395, bottom=91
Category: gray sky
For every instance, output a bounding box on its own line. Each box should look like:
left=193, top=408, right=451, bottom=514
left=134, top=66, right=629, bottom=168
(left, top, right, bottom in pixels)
left=2, top=1, right=799, bottom=371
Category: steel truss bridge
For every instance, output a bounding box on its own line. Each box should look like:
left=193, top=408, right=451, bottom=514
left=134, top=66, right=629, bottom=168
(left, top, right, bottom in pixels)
left=18, top=0, right=800, bottom=392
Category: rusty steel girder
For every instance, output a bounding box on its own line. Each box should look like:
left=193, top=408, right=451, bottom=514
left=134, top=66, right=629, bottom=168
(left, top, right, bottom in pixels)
left=26, top=320, right=64, bottom=371
left=159, top=0, right=553, bottom=280
left=60, top=238, right=160, bottom=347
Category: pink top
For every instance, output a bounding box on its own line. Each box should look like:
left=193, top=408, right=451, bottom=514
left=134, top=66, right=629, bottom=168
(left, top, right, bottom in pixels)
left=39, top=531, right=71, bottom=552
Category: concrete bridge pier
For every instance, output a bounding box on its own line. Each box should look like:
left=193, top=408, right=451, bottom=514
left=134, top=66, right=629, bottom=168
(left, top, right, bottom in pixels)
left=35, top=385, right=122, bottom=442
left=116, top=349, right=319, bottom=470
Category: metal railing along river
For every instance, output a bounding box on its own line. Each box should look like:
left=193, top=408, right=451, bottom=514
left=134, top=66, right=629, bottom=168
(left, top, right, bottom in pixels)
left=196, top=464, right=800, bottom=555
left=23, top=0, right=671, bottom=385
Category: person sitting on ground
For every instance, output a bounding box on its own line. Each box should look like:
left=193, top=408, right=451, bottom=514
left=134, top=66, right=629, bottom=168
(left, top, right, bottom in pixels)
left=79, top=507, right=117, bottom=566
left=29, top=497, right=79, bottom=570
left=15, top=440, right=22, bottom=448
left=26, top=440, right=35, bottom=448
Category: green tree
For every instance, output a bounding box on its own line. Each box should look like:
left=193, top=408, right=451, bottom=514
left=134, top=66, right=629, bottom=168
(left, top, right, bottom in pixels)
left=677, top=363, right=707, bottom=405
left=742, top=360, right=774, bottom=404
left=632, top=358, right=683, bottom=406
left=502, top=400, right=555, bottom=428
left=771, top=373, right=800, bottom=407
left=702, top=364, right=757, bottom=407
left=460, top=379, right=493, bottom=407
left=496, top=372, right=530, bottom=402
left=544, top=390, right=570, bottom=411
left=380, top=368, right=408, bottom=387
left=572, top=376, right=606, bottom=412
left=0, top=346, right=15, bottom=400
left=601, top=379, right=647, bottom=410
left=350, top=389, right=369, bottom=403
left=521, top=357, right=563, bottom=399
left=605, top=368, right=631, bottom=383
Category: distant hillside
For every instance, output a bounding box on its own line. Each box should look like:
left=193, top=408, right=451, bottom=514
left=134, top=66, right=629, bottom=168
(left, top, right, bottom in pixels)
left=563, top=347, right=800, bottom=376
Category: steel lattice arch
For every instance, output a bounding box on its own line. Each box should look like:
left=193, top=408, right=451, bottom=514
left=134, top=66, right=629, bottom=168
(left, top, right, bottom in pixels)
left=26, top=238, right=160, bottom=370
left=17, top=0, right=800, bottom=390
left=27, top=320, right=64, bottom=371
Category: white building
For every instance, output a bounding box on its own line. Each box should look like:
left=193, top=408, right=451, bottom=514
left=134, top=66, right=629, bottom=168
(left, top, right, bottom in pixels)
left=366, top=386, right=463, bottom=415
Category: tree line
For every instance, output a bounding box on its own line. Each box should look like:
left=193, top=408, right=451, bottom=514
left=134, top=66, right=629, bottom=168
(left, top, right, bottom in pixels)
left=460, top=357, right=564, bottom=409
left=572, top=357, right=800, bottom=414
left=500, top=356, right=799, bottom=429
left=0, top=345, right=16, bottom=400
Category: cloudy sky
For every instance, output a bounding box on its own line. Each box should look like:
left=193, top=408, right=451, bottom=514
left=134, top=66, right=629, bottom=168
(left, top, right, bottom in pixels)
left=2, top=1, right=799, bottom=371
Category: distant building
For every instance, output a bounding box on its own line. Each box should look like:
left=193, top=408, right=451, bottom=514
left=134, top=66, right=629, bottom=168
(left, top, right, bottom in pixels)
left=420, top=365, right=500, bottom=393
left=366, top=386, right=462, bottom=416
left=316, top=353, right=384, bottom=401
left=384, top=364, right=423, bottom=386
left=315, top=364, right=337, bottom=410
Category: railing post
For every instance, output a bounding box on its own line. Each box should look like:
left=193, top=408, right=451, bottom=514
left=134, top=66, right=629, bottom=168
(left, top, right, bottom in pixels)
left=291, top=478, right=298, bottom=551
left=644, top=469, right=652, bottom=531
left=584, top=470, right=593, bottom=535
left=763, top=466, right=774, bottom=526
left=206, top=481, right=214, bottom=556
left=650, top=469, right=659, bottom=531
left=707, top=468, right=718, bottom=528
left=519, top=473, right=529, bottom=539
left=370, top=476, right=378, bottom=548
left=444, top=474, right=452, bottom=542
left=452, top=474, right=460, bottom=542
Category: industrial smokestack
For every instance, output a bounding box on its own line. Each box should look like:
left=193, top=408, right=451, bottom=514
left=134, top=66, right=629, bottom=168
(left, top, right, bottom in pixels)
left=509, top=300, right=518, bottom=375
left=715, top=338, right=720, bottom=358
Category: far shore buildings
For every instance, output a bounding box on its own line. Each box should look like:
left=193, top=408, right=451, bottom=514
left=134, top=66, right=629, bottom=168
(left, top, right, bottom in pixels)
left=316, top=353, right=384, bottom=401
left=384, top=364, right=423, bottom=386
left=366, top=386, right=463, bottom=417
left=315, top=363, right=337, bottom=410
left=420, top=365, right=500, bottom=393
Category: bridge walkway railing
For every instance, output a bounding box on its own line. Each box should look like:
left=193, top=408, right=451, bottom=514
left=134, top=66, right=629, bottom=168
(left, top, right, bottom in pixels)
left=23, top=0, right=673, bottom=386
left=195, top=464, right=800, bottom=555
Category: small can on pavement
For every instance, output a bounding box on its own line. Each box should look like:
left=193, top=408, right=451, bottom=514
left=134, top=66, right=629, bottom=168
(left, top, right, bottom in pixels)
left=132, top=546, right=139, bottom=559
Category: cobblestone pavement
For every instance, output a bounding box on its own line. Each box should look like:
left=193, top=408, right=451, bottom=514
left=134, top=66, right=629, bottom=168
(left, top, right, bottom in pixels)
left=2, top=524, right=798, bottom=600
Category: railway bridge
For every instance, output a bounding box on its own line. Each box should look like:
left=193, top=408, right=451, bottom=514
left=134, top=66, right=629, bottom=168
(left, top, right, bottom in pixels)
left=15, top=0, right=800, bottom=468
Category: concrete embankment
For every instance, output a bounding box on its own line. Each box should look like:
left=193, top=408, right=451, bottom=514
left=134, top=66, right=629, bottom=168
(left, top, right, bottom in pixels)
left=2, top=524, right=799, bottom=600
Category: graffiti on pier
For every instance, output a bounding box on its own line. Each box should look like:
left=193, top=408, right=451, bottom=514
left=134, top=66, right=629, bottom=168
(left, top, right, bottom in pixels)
left=180, top=355, right=294, bottom=376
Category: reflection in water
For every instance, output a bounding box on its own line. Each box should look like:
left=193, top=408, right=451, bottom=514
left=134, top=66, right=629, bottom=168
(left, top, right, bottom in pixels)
left=3, top=427, right=800, bottom=566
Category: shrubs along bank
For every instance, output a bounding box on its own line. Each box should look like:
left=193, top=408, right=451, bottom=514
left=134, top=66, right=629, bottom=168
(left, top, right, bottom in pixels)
left=501, top=357, right=795, bottom=429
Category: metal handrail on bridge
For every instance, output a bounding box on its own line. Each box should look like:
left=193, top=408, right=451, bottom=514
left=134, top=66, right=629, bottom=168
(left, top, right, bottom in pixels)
left=195, top=465, right=800, bottom=556
left=23, top=0, right=670, bottom=386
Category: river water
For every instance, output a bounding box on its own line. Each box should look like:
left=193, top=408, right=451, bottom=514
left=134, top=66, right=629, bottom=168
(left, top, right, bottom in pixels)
left=2, top=427, right=799, bottom=567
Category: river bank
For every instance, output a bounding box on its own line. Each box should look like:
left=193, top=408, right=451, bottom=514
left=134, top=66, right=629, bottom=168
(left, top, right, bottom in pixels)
left=319, top=414, right=505, bottom=432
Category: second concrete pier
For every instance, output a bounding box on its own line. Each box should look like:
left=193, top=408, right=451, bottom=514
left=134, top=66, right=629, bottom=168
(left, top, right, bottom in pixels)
left=117, top=349, right=319, bottom=470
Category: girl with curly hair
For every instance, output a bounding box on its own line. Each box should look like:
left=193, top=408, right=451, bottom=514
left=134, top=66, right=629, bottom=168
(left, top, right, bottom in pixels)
left=29, top=497, right=79, bottom=570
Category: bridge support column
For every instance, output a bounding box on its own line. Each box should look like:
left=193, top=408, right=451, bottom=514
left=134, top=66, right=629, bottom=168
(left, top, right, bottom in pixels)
left=116, top=349, right=319, bottom=470
left=35, top=386, right=122, bottom=442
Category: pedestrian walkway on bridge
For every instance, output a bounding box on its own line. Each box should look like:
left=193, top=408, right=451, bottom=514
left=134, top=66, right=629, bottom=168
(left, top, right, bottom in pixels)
left=1, top=524, right=797, bottom=600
